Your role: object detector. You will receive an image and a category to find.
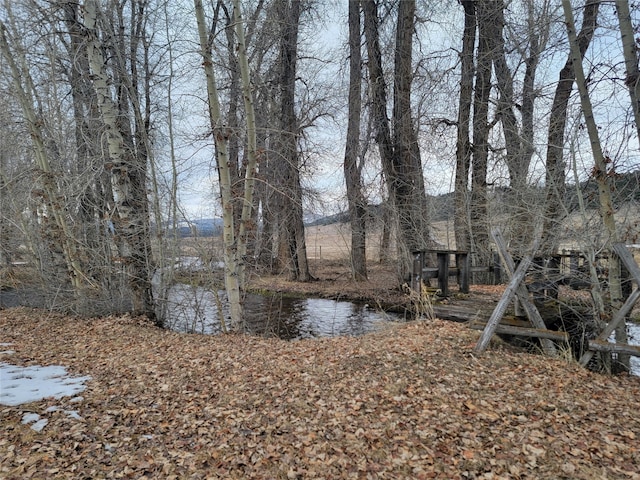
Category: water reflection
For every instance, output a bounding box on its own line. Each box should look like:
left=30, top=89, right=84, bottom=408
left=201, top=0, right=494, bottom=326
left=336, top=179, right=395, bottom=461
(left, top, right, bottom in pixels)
left=158, top=284, right=406, bottom=340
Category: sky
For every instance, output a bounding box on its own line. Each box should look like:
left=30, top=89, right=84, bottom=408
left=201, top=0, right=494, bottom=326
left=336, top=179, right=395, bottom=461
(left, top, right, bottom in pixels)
left=158, top=1, right=640, bottom=221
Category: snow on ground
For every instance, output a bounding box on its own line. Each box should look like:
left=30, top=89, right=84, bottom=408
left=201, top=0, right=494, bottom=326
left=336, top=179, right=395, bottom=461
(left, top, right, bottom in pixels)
left=0, top=344, right=90, bottom=431
left=0, top=361, right=91, bottom=407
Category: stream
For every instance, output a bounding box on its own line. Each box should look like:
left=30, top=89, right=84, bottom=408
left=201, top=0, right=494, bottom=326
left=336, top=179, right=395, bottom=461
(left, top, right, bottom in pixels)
left=156, top=283, right=407, bottom=340
left=1, top=281, right=638, bottom=375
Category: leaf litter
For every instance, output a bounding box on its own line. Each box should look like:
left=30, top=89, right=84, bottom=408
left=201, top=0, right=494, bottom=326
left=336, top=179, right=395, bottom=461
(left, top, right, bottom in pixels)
left=1, top=307, right=639, bottom=479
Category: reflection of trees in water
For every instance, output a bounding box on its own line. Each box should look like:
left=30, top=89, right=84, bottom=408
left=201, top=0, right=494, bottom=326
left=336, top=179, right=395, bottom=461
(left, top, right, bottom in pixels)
left=159, top=285, right=402, bottom=340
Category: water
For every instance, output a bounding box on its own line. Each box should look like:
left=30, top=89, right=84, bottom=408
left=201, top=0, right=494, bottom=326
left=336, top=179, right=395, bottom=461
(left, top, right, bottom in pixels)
left=625, top=323, right=639, bottom=375
left=156, top=283, right=406, bottom=340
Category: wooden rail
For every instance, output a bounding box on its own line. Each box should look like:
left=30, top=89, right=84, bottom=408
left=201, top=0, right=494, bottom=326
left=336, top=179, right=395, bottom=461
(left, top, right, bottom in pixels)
left=469, top=322, right=569, bottom=342
left=588, top=339, right=640, bottom=357
left=411, top=249, right=470, bottom=296
left=411, top=249, right=504, bottom=296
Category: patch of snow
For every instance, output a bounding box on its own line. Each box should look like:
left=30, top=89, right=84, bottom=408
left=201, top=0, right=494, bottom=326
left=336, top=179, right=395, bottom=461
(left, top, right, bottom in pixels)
left=0, top=350, right=15, bottom=355
left=21, top=413, right=49, bottom=432
left=0, top=342, right=13, bottom=347
left=30, top=419, right=49, bottom=432
left=0, top=362, right=91, bottom=406
left=65, top=410, right=83, bottom=420
left=21, top=412, right=40, bottom=424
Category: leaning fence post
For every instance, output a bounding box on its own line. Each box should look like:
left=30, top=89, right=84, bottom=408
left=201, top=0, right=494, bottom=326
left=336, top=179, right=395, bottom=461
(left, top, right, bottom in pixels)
left=473, top=252, right=533, bottom=354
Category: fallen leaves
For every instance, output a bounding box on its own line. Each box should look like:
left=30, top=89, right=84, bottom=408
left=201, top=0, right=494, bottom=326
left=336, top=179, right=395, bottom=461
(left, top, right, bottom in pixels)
left=0, top=307, right=639, bottom=479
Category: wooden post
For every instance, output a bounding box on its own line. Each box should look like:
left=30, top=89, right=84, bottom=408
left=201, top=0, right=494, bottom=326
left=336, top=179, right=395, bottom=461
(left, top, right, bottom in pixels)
left=437, top=252, right=449, bottom=296
left=456, top=252, right=469, bottom=293
left=473, top=251, right=534, bottom=354
left=477, top=228, right=557, bottom=356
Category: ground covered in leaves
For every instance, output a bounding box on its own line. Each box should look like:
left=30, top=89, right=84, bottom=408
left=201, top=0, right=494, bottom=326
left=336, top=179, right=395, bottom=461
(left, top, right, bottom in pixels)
left=2, top=308, right=640, bottom=479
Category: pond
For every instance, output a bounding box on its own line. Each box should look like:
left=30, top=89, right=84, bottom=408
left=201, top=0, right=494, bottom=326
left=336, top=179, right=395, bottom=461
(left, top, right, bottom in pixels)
left=156, top=283, right=408, bottom=340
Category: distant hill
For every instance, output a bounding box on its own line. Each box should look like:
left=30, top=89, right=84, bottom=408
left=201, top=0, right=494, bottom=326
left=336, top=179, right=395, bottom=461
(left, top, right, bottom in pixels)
left=174, top=218, right=223, bottom=237
left=305, top=194, right=454, bottom=227
left=175, top=171, right=640, bottom=235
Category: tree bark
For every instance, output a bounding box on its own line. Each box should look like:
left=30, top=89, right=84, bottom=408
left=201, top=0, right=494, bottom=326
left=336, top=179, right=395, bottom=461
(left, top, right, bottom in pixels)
left=454, top=1, right=476, bottom=253
left=274, top=0, right=311, bottom=281
left=470, top=1, right=493, bottom=272
left=194, top=0, right=243, bottom=329
left=344, top=0, right=368, bottom=281
left=542, top=0, right=600, bottom=255
left=363, top=0, right=395, bottom=265
left=82, top=0, right=155, bottom=320
left=392, top=0, right=430, bottom=266
left=364, top=0, right=431, bottom=279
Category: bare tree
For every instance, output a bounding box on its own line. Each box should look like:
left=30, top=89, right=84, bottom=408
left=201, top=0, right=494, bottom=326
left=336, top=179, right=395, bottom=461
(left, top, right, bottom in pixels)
left=614, top=0, right=640, bottom=142
left=344, top=0, right=368, bottom=281
left=454, top=0, right=476, bottom=253
left=469, top=1, right=493, bottom=271
left=273, top=0, right=312, bottom=281
left=194, top=0, right=260, bottom=329
left=81, top=0, right=155, bottom=320
left=542, top=0, right=600, bottom=255
left=0, top=15, right=87, bottom=299
left=363, top=0, right=432, bottom=279
left=562, top=0, right=628, bottom=371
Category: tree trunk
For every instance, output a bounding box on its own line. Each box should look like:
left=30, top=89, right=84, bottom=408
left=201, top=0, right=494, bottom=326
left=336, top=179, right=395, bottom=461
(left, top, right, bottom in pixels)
left=82, top=0, right=155, bottom=320
left=275, top=0, right=311, bottom=281
left=542, top=0, right=600, bottom=255
left=0, top=20, right=86, bottom=298
left=194, top=0, right=260, bottom=329
left=470, top=1, right=493, bottom=273
left=363, top=0, right=395, bottom=266
left=194, top=0, right=243, bottom=329
left=454, top=1, right=475, bottom=253
left=488, top=0, right=547, bottom=257
left=232, top=0, right=260, bottom=288
left=344, top=0, right=367, bottom=281
left=364, top=0, right=430, bottom=279
left=562, top=0, right=627, bottom=372
left=392, top=0, right=431, bottom=271
left=614, top=0, right=640, bottom=142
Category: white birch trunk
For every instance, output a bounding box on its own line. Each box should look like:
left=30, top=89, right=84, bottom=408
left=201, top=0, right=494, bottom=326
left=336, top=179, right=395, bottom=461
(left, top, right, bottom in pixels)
left=194, top=0, right=242, bottom=330
left=232, top=0, right=259, bottom=289
left=82, top=0, right=153, bottom=317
